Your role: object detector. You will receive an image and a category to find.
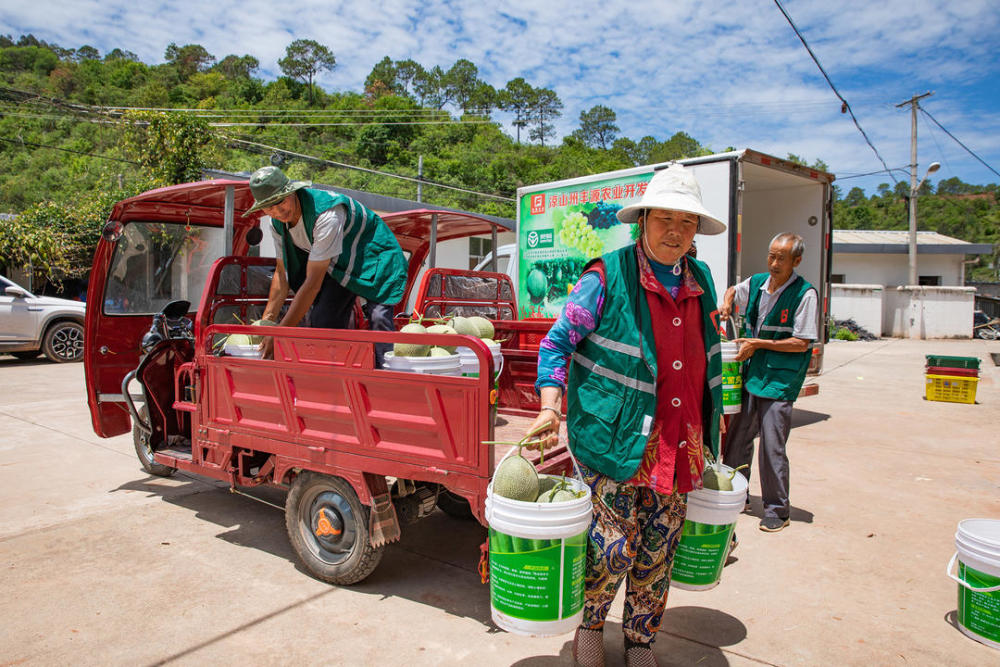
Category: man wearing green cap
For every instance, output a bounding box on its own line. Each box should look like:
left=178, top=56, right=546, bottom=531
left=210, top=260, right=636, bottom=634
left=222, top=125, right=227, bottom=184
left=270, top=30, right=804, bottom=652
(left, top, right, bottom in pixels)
left=247, top=166, right=407, bottom=366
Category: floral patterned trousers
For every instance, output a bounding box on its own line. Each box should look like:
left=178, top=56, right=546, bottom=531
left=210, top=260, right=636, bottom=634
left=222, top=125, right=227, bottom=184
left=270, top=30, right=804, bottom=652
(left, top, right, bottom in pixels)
left=579, top=462, right=688, bottom=645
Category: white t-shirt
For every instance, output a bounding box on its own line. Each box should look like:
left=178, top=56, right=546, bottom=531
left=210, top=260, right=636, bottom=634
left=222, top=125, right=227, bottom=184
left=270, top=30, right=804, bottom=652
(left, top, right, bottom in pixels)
left=732, top=272, right=818, bottom=340
left=270, top=204, right=346, bottom=267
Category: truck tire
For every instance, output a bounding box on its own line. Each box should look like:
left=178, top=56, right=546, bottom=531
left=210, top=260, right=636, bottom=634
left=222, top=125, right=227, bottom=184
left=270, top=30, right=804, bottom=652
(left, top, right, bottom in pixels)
left=437, top=489, right=475, bottom=520
left=133, top=405, right=176, bottom=477
left=42, top=321, right=84, bottom=363
left=285, top=473, right=384, bottom=585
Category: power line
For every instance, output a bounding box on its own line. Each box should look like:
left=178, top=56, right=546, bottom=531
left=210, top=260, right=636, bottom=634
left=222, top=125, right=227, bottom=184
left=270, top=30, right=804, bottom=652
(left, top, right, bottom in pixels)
left=0, top=136, right=137, bottom=164
left=772, top=0, right=900, bottom=185
left=99, top=105, right=490, bottom=116
left=919, top=107, right=1000, bottom=179
left=222, top=136, right=515, bottom=203
left=837, top=167, right=910, bottom=180
left=208, top=119, right=494, bottom=128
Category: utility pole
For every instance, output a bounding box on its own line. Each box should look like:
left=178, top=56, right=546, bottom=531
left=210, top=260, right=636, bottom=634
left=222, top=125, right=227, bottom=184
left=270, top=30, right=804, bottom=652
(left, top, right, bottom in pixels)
left=896, top=91, right=933, bottom=286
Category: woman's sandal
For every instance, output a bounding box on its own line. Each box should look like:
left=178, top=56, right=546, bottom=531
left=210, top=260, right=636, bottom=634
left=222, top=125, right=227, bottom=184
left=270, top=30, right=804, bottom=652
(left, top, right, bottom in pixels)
left=624, top=644, right=659, bottom=667
left=572, top=627, right=605, bottom=667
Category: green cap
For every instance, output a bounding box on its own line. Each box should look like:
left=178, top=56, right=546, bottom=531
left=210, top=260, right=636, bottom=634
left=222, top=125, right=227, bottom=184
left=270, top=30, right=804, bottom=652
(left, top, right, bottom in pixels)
left=246, top=166, right=311, bottom=213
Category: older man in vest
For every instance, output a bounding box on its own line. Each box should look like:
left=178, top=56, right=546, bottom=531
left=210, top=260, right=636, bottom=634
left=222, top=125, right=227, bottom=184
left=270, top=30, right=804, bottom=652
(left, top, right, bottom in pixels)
left=718, top=232, right=818, bottom=533
left=247, top=166, right=407, bottom=366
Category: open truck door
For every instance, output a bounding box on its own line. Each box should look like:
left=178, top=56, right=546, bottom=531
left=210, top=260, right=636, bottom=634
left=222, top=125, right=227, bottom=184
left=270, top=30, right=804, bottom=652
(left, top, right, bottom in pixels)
left=84, top=181, right=261, bottom=437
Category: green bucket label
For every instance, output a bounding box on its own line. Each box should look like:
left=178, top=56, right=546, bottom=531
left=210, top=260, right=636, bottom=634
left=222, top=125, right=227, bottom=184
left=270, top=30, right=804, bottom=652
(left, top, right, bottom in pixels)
left=722, top=387, right=742, bottom=405
left=671, top=521, right=735, bottom=587
left=489, top=528, right=586, bottom=622
left=722, top=363, right=742, bottom=386
left=958, top=562, right=1000, bottom=643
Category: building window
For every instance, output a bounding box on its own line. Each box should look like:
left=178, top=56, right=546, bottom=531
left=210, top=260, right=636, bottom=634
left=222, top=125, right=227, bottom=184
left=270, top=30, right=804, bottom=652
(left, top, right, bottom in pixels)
left=469, top=237, right=493, bottom=269
left=918, top=275, right=941, bottom=286
left=831, top=273, right=845, bottom=284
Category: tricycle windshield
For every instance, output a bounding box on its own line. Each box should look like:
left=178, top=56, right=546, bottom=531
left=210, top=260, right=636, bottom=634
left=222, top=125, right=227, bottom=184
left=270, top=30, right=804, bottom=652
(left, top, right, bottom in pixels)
left=104, top=222, right=225, bottom=315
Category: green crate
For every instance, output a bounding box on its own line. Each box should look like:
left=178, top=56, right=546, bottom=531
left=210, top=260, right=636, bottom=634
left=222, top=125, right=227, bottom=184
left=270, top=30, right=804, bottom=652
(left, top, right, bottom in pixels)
left=925, top=355, right=980, bottom=370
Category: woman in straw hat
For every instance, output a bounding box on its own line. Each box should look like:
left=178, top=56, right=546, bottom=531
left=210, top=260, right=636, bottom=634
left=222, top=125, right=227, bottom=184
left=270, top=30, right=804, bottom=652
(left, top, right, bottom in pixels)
left=525, top=163, right=727, bottom=667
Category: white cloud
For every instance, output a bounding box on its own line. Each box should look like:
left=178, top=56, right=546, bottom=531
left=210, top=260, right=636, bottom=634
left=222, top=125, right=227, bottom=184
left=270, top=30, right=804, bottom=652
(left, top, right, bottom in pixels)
left=1, top=0, right=997, bottom=191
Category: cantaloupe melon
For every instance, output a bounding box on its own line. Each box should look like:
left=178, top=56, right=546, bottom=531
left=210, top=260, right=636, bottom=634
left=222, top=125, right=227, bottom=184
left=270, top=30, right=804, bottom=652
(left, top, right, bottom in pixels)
left=493, top=447, right=539, bottom=501
left=467, top=316, right=494, bottom=340
left=425, top=324, right=458, bottom=353
left=394, top=322, right=431, bottom=357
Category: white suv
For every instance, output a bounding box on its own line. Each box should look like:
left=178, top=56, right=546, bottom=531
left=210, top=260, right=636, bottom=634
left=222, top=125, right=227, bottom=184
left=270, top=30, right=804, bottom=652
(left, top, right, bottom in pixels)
left=1, top=275, right=86, bottom=362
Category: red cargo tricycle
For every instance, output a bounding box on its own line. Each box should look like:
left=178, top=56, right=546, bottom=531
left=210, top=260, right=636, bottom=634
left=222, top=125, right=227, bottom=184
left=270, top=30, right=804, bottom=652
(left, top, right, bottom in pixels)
left=84, top=180, right=570, bottom=585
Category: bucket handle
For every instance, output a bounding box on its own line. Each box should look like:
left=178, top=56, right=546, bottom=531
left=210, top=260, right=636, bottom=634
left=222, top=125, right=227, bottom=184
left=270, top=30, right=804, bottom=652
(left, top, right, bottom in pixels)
left=947, top=552, right=1000, bottom=592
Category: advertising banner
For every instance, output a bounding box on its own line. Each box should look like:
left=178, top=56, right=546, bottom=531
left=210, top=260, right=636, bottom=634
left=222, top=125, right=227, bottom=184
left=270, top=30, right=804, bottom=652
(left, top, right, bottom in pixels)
left=517, top=171, right=654, bottom=318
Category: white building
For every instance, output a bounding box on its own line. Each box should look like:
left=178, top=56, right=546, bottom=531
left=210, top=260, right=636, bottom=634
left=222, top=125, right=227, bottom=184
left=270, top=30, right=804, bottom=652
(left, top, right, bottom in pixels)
left=830, top=230, right=993, bottom=338
left=832, top=230, right=992, bottom=287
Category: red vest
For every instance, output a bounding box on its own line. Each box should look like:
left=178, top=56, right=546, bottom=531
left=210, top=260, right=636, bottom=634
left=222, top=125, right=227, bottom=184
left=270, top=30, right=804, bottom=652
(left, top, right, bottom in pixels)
left=627, top=259, right=707, bottom=494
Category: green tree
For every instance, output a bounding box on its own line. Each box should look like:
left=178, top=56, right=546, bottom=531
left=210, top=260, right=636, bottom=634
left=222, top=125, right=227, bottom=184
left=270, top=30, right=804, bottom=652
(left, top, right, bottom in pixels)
left=413, top=65, right=446, bottom=108
left=164, top=43, right=215, bottom=78
left=573, top=104, right=619, bottom=149
left=650, top=131, right=704, bottom=161
left=364, top=56, right=402, bottom=99
left=73, top=45, right=100, bottom=62
left=215, top=54, right=259, bottom=80
left=498, top=77, right=537, bottom=145
left=844, top=186, right=867, bottom=207
left=529, top=87, right=562, bottom=147
left=121, top=111, right=220, bottom=183
left=443, top=59, right=491, bottom=113
left=278, top=39, right=336, bottom=105
left=104, top=48, right=139, bottom=62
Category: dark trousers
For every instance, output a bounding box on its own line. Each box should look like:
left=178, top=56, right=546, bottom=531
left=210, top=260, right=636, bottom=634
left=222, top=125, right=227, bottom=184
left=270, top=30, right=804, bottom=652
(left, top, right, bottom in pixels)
left=722, top=391, right=794, bottom=521
left=306, top=274, right=394, bottom=369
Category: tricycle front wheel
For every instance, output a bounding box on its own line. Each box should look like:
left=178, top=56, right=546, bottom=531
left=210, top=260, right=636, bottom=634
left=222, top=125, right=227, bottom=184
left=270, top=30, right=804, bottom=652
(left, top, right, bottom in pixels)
left=285, top=472, right=384, bottom=585
left=133, top=405, right=176, bottom=477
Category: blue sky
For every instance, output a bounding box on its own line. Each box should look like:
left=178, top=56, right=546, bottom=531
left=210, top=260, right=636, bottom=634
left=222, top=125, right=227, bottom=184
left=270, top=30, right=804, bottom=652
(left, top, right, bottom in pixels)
left=2, top=0, right=999, bottom=197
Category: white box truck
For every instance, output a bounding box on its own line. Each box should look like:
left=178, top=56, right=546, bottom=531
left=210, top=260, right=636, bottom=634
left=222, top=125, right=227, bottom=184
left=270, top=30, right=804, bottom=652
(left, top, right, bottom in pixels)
left=491, top=148, right=833, bottom=390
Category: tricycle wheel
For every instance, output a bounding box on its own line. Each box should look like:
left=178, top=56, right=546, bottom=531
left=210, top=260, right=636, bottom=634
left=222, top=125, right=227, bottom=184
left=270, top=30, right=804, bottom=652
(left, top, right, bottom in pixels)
left=133, top=405, right=176, bottom=477
left=437, top=489, right=475, bottom=520
left=285, top=472, right=384, bottom=585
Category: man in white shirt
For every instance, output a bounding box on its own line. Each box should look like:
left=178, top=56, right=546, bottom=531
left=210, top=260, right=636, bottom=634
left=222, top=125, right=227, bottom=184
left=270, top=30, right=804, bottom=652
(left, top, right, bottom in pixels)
left=718, top=232, right=818, bottom=533
left=247, top=166, right=407, bottom=365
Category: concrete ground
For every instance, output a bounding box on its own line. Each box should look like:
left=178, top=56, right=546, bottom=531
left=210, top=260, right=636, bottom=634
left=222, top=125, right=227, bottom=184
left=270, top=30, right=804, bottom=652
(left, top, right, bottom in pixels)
left=0, top=337, right=998, bottom=666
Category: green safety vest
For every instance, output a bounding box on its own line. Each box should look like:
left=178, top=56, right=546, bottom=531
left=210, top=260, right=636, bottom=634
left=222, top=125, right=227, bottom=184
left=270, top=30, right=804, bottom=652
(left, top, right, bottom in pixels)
left=564, top=246, right=723, bottom=481
left=272, top=189, right=407, bottom=305
left=742, top=273, right=815, bottom=401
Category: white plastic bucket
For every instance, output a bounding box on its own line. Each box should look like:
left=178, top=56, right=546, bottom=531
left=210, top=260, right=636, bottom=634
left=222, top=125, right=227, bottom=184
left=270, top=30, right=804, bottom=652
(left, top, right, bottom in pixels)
left=457, top=340, right=504, bottom=378
left=382, top=352, right=462, bottom=375
left=485, top=471, right=592, bottom=637
left=947, top=518, right=1000, bottom=649
left=671, top=464, right=748, bottom=591
left=721, top=342, right=743, bottom=415
left=458, top=341, right=504, bottom=423
left=224, top=342, right=262, bottom=358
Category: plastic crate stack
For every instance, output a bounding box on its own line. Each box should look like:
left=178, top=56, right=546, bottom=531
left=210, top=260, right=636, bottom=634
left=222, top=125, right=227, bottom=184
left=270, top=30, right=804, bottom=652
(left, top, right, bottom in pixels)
left=925, top=355, right=980, bottom=404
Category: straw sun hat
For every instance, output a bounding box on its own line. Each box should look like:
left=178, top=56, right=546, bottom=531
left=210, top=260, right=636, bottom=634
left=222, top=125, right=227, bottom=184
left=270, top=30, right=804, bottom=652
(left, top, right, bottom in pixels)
left=616, top=163, right=726, bottom=235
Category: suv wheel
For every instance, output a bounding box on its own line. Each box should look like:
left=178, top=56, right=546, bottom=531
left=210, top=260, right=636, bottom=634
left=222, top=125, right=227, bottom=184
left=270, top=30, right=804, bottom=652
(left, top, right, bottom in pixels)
left=42, top=321, right=84, bottom=363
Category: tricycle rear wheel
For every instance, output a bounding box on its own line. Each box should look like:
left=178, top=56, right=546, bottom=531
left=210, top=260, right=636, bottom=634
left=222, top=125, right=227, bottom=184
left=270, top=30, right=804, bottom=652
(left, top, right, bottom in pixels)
left=285, top=472, right=384, bottom=585
left=437, top=489, right=475, bottom=520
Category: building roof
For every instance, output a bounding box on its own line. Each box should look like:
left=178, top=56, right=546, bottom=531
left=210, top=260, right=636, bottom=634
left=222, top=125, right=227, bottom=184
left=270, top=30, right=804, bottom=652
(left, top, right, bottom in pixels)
left=832, top=230, right=994, bottom=255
